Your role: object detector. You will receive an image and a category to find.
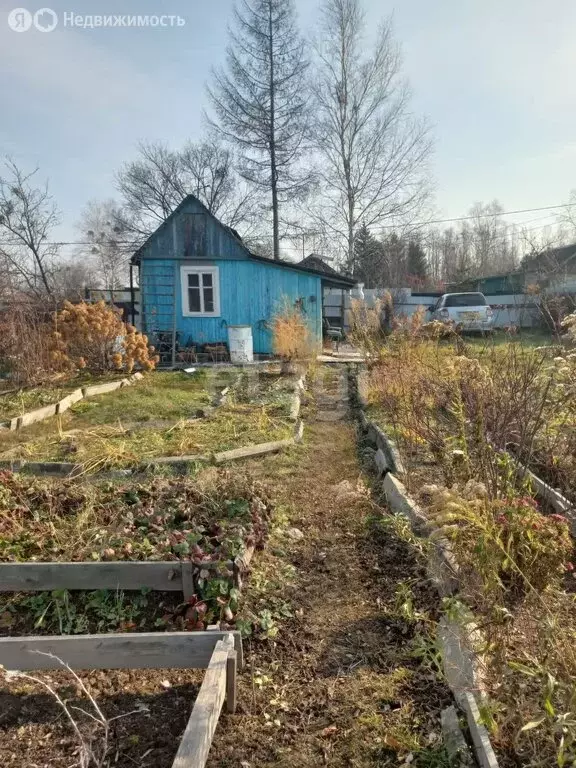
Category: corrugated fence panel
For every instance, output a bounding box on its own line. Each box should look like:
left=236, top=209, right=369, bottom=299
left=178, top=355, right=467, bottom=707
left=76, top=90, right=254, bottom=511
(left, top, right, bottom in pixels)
left=323, top=288, right=542, bottom=329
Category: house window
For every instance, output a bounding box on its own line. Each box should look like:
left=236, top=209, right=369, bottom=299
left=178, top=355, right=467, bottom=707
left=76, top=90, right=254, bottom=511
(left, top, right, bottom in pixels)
left=181, top=266, right=220, bottom=317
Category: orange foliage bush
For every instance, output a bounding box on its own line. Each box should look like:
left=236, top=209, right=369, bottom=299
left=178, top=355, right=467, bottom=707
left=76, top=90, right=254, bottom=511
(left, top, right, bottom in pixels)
left=51, top=301, right=159, bottom=374
left=270, top=299, right=313, bottom=364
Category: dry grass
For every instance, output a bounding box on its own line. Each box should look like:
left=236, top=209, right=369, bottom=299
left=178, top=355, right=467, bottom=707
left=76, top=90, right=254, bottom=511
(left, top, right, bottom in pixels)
left=0, top=369, right=299, bottom=470
left=1, top=405, right=293, bottom=470
left=359, top=327, right=576, bottom=766
left=270, top=298, right=316, bottom=365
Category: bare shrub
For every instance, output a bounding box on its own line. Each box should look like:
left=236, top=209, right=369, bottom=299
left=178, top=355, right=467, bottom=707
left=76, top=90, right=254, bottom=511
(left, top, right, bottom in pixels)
left=2, top=653, right=148, bottom=768
left=270, top=298, right=314, bottom=372
left=349, top=296, right=390, bottom=356
left=0, top=301, right=55, bottom=386
left=365, top=328, right=576, bottom=764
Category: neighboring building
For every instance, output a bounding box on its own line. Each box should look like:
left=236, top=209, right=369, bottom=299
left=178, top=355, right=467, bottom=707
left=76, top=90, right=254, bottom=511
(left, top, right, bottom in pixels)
left=448, top=243, right=576, bottom=295
left=130, top=196, right=355, bottom=363
left=299, top=254, right=352, bottom=330
left=521, top=242, right=576, bottom=293
left=85, top=287, right=140, bottom=327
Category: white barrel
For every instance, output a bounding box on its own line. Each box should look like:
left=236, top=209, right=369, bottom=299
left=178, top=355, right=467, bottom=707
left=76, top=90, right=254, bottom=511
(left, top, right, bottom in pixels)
left=228, top=325, right=254, bottom=364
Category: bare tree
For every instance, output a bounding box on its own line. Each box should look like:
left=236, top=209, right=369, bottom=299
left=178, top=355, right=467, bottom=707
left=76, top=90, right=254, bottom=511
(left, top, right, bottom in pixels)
left=52, top=260, right=99, bottom=301
left=207, top=0, right=312, bottom=260
left=467, top=200, right=518, bottom=276
left=0, top=159, right=60, bottom=297
left=116, top=137, right=259, bottom=241
left=116, top=142, right=181, bottom=235
left=76, top=200, right=130, bottom=293
left=179, top=140, right=259, bottom=231
left=311, top=0, right=432, bottom=269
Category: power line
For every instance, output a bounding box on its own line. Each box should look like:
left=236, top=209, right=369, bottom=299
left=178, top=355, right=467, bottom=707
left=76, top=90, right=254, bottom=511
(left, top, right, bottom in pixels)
left=395, top=203, right=567, bottom=230
left=0, top=202, right=569, bottom=247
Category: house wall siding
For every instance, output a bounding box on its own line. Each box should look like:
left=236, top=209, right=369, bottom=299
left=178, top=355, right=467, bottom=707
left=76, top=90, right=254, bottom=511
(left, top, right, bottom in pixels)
left=140, top=257, right=322, bottom=354
left=137, top=198, right=250, bottom=262
left=137, top=197, right=326, bottom=355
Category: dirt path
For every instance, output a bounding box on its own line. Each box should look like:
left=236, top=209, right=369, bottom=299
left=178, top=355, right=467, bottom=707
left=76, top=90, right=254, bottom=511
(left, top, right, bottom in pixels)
left=209, top=366, right=451, bottom=767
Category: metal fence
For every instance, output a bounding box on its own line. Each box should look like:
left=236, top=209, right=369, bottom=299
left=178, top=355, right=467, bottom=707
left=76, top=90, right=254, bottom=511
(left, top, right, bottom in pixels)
left=323, top=287, right=542, bottom=330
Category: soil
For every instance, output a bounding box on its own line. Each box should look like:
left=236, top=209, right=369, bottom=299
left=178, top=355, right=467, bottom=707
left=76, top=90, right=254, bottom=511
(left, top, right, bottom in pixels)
left=207, top=366, right=452, bottom=767
left=0, top=365, right=452, bottom=767
left=0, top=668, right=203, bottom=767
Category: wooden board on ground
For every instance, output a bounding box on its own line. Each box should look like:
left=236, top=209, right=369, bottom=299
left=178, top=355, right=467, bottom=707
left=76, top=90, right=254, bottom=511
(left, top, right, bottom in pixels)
left=82, top=381, right=124, bottom=397
left=0, top=560, right=192, bottom=593
left=172, top=635, right=235, bottom=768
left=0, top=630, right=242, bottom=672
left=55, top=388, right=84, bottom=415
left=17, top=404, right=58, bottom=429
left=214, top=438, right=294, bottom=464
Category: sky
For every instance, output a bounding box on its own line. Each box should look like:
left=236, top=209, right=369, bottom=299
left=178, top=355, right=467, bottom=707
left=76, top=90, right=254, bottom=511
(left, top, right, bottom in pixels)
left=1, top=0, right=576, bottom=255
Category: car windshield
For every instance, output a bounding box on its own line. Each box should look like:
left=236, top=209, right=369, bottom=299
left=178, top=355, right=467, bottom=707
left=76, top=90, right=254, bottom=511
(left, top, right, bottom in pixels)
left=444, top=293, right=487, bottom=307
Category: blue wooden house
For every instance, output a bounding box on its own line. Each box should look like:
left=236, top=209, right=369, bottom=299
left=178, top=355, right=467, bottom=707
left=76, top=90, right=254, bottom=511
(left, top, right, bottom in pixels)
left=130, top=195, right=355, bottom=363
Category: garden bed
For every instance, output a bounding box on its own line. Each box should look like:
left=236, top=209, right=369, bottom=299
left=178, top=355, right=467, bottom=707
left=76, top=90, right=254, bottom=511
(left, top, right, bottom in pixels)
left=0, top=469, right=273, bottom=637
left=0, top=666, right=205, bottom=768
left=0, top=369, right=299, bottom=472
left=353, top=327, right=576, bottom=768
left=0, top=629, right=240, bottom=768
left=0, top=373, right=134, bottom=422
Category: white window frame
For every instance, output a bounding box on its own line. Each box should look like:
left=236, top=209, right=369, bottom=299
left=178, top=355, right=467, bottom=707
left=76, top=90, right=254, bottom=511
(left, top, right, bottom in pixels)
left=181, top=266, right=221, bottom=317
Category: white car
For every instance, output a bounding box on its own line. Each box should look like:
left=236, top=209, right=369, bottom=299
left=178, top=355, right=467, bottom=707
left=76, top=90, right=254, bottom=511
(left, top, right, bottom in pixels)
left=430, top=292, right=494, bottom=332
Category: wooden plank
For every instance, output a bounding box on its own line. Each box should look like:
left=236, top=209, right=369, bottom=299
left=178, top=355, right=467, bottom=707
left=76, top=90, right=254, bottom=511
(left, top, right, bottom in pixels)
left=148, top=454, right=210, bottom=466
left=225, top=650, right=237, bottom=714
left=172, top=635, right=234, bottom=768
left=0, top=561, right=184, bottom=592
left=461, top=692, right=500, bottom=768
left=214, top=439, right=294, bottom=464
left=0, top=630, right=241, bottom=672
left=233, top=631, right=244, bottom=672
left=17, top=403, right=58, bottom=429
left=56, top=388, right=84, bottom=415
left=82, top=381, right=124, bottom=397
left=181, top=560, right=195, bottom=600
left=25, top=462, right=82, bottom=476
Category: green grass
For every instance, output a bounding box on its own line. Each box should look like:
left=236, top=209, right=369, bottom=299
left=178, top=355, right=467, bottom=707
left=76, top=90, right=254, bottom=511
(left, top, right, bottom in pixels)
left=70, top=370, right=235, bottom=426
left=462, top=328, right=557, bottom=349
left=0, top=368, right=297, bottom=470
left=0, top=374, right=127, bottom=421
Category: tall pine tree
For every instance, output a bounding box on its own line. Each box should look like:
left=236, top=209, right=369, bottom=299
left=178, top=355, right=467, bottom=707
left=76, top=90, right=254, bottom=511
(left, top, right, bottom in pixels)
left=208, top=0, right=311, bottom=259
left=353, top=222, right=387, bottom=287
left=407, top=240, right=428, bottom=279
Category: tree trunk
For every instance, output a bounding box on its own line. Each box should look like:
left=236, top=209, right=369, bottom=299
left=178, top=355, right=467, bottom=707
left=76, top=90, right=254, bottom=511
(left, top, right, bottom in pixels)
left=347, top=194, right=354, bottom=272
left=271, top=166, right=279, bottom=260
left=268, top=2, right=280, bottom=260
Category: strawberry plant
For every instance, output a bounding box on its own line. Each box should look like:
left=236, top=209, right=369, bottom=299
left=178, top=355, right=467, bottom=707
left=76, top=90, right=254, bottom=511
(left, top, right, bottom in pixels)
left=6, top=588, right=152, bottom=635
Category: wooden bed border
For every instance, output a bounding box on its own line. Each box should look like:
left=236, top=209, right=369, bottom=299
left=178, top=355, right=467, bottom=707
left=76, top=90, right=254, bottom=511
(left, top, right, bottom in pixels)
left=0, top=630, right=241, bottom=768
left=0, top=560, right=195, bottom=595
left=0, top=546, right=255, bottom=599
